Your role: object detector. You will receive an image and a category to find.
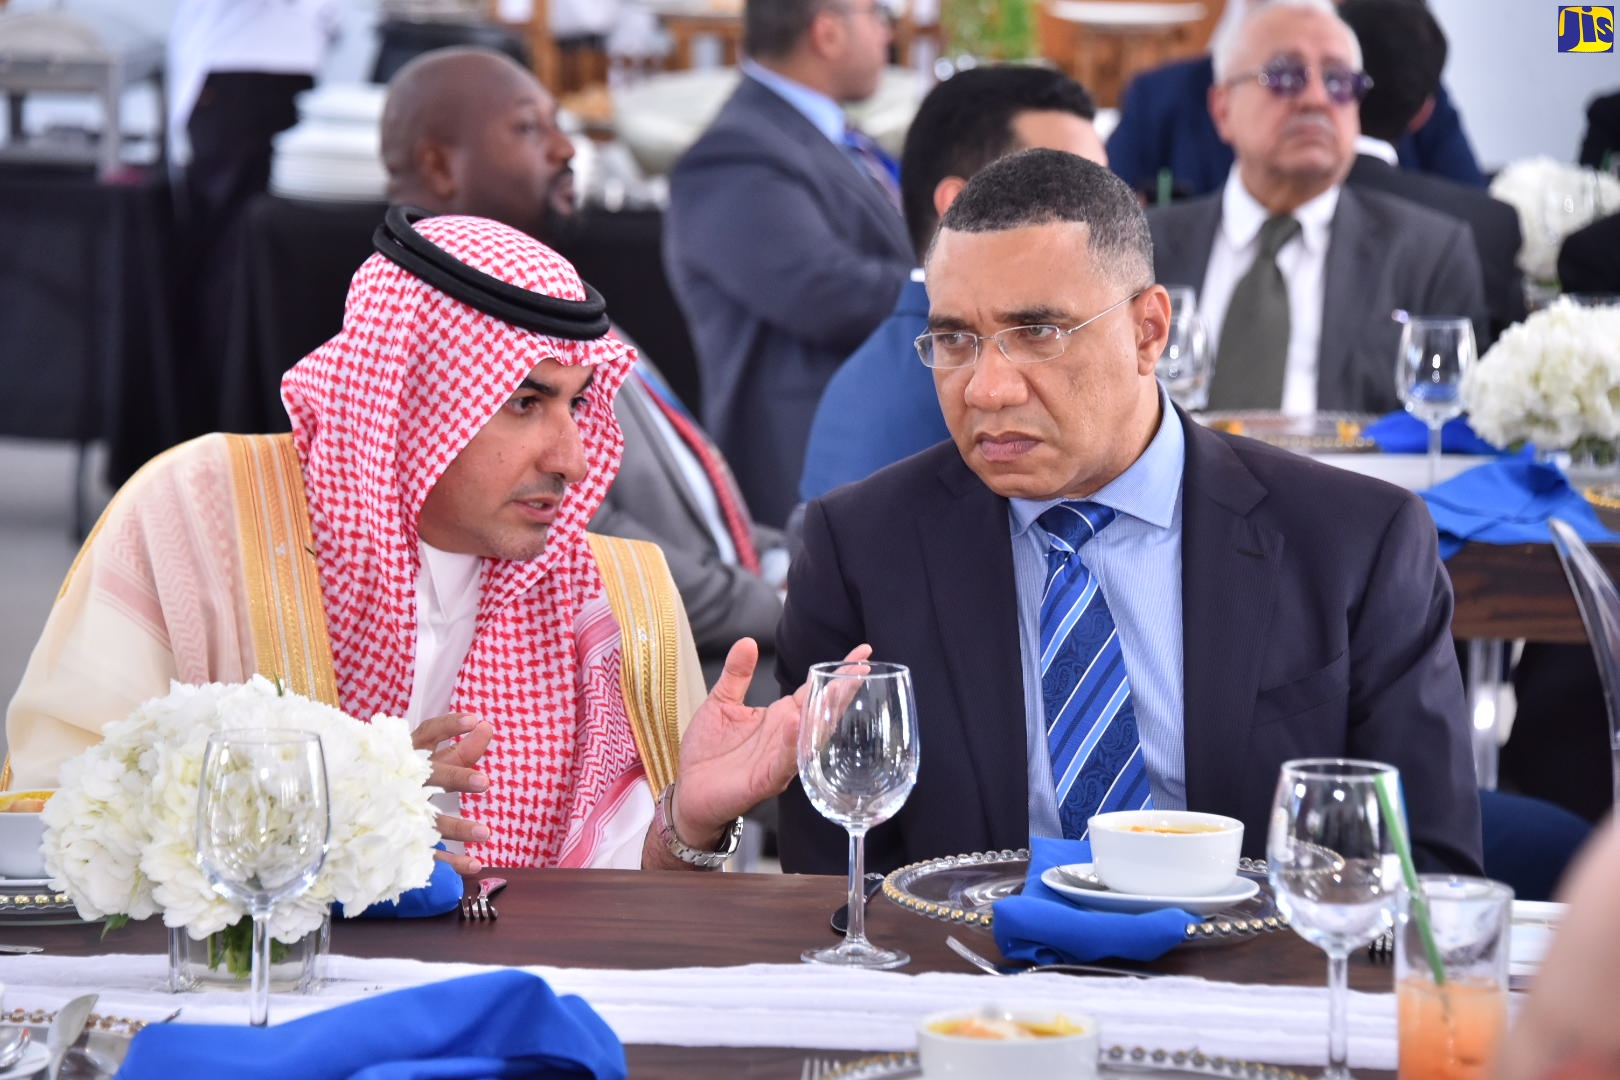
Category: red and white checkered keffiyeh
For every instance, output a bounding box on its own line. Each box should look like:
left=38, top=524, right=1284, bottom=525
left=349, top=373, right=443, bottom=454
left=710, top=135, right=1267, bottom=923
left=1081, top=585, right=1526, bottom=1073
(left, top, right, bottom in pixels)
left=282, top=215, right=638, bottom=867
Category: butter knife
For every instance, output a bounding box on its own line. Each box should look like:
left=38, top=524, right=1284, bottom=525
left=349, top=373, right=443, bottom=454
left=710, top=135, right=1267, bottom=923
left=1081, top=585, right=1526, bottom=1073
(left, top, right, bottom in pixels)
left=0, top=944, right=43, bottom=954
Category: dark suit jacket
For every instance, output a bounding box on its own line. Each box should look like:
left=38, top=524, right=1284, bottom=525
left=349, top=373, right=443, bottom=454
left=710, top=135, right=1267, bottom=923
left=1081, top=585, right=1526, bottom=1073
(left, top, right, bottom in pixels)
left=775, top=417, right=1483, bottom=877
left=1578, top=90, right=1620, bottom=170
left=663, top=74, right=914, bottom=527
left=1147, top=185, right=1488, bottom=414
left=1557, top=212, right=1620, bottom=295
left=1346, top=153, right=1527, bottom=344
left=591, top=366, right=783, bottom=694
left=1106, top=55, right=1487, bottom=199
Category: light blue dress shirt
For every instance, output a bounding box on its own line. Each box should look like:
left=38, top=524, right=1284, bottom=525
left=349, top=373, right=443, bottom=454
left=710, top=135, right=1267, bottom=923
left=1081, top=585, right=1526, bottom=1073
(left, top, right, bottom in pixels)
left=1009, top=393, right=1187, bottom=838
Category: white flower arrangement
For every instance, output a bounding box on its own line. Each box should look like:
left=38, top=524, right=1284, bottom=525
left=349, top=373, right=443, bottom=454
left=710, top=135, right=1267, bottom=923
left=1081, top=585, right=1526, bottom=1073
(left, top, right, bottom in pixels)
left=1461, top=297, right=1620, bottom=459
left=40, top=676, right=441, bottom=944
left=1489, top=157, right=1620, bottom=284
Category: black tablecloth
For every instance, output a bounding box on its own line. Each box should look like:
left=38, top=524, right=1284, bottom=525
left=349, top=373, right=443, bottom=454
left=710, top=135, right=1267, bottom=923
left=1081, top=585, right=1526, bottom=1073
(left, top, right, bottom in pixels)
left=0, top=164, right=178, bottom=482
left=223, top=194, right=704, bottom=433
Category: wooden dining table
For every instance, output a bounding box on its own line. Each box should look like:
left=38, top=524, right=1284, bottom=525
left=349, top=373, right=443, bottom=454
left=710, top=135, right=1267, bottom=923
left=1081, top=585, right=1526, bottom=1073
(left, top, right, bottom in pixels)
left=18, top=867, right=1398, bottom=1079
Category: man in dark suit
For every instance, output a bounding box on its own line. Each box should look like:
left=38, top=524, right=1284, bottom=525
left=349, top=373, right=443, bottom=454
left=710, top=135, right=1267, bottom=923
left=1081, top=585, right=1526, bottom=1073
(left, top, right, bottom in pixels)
left=663, top=0, right=914, bottom=527
left=384, top=47, right=788, bottom=698
left=1146, top=0, right=1486, bottom=414
left=1338, top=0, right=1525, bottom=345
left=1106, top=1, right=1486, bottom=201
left=775, top=149, right=1482, bottom=877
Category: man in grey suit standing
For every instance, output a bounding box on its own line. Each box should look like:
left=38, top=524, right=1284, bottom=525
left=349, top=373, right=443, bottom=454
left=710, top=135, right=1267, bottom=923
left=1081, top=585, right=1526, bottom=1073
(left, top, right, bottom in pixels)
left=663, top=0, right=914, bottom=527
left=1146, top=0, right=1486, bottom=415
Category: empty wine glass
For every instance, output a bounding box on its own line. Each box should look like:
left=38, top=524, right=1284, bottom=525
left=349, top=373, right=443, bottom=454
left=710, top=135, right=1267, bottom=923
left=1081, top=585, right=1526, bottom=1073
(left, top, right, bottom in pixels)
left=196, top=730, right=330, bottom=1026
left=1157, top=286, right=1212, bottom=411
left=798, top=660, right=919, bottom=969
left=1268, top=759, right=1404, bottom=1080
left=1396, top=317, right=1477, bottom=487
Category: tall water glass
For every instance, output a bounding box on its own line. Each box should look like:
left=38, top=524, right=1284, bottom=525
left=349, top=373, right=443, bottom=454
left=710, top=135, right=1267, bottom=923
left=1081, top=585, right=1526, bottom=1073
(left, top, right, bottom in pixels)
left=1157, top=286, right=1212, bottom=411
left=1396, top=317, right=1477, bottom=487
left=1268, top=759, right=1405, bottom=1080
left=196, top=730, right=330, bottom=1026
left=798, top=660, right=919, bottom=969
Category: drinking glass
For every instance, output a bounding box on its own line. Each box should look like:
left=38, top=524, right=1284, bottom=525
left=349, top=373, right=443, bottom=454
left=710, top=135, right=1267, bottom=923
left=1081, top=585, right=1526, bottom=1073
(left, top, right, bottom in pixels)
left=1157, top=286, right=1212, bottom=411
left=798, top=660, right=919, bottom=969
left=1268, top=759, right=1405, bottom=1080
left=196, top=730, right=330, bottom=1026
left=1396, top=317, right=1477, bottom=487
left=1396, top=876, right=1512, bottom=1080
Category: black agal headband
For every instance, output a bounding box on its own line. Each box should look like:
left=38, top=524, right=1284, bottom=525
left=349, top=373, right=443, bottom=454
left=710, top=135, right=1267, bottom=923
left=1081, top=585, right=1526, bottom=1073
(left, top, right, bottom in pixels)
left=371, top=205, right=611, bottom=340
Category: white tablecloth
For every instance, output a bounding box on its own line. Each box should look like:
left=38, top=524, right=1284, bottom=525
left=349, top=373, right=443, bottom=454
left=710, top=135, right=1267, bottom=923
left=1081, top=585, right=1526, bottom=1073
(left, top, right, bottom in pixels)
left=4, top=953, right=1401, bottom=1068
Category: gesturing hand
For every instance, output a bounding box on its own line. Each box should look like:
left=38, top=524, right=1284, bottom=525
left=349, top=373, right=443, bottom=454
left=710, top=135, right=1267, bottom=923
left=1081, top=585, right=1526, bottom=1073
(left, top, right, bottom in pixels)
left=412, top=712, right=493, bottom=875
left=669, top=639, right=873, bottom=849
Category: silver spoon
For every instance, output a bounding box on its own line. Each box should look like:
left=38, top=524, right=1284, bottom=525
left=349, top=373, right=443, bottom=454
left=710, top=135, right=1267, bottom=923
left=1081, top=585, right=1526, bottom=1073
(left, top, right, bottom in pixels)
left=45, top=994, right=97, bottom=1080
left=0, top=1027, right=30, bottom=1071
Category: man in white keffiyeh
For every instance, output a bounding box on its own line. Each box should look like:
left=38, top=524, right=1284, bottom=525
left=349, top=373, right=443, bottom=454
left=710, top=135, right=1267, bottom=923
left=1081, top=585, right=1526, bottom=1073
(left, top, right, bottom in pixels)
left=8, top=212, right=854, bottom=873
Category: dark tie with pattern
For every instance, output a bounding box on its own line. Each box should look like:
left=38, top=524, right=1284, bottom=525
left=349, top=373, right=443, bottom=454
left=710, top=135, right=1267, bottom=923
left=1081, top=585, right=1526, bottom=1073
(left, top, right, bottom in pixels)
left=842, top=124, right=901, bottom=211
left=1208, top=214, right=1301, bottom=410
left=1037, top=501, right=1152, bottom=840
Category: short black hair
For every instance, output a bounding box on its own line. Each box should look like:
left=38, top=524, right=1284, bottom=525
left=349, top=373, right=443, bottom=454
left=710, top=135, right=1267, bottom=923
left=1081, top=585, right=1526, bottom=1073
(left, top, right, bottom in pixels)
left=932, top=148, right=1154, bottom=287
left=745, top=0, right=835, bottom=60
left=899, top=65, right=1097, bottom=258
left=1338, top=0, right=1447, bottom=145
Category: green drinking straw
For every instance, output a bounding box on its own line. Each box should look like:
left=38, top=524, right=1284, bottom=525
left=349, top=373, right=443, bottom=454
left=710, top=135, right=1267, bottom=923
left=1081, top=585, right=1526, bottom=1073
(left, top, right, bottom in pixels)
left=1373, top=770, right=1446, bottom=985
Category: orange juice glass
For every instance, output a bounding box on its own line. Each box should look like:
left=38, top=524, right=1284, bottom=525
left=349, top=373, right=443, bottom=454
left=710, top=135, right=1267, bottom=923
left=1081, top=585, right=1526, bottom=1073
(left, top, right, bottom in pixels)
left=1395, top=876, right=1513, bottom=1080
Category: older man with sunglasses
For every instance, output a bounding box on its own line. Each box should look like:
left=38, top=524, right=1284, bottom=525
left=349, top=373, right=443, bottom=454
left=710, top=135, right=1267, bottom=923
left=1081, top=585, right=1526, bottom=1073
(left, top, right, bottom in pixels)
left=1146, top=0, right=1486, bottom=416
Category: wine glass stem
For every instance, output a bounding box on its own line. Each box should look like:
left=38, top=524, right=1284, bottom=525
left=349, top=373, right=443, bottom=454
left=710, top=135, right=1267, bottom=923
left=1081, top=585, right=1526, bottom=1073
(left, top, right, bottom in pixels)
left=843, top=827, right=871, bottom=949
left=1428, top=423, right=1443, bottom=487
left=1325, top=948, right=1351, bottom=1080
left=249, top=907, right=272, bottom=1027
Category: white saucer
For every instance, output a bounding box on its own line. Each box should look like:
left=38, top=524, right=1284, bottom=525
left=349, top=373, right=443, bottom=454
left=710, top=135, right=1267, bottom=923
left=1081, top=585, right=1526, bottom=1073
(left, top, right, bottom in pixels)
left=0, top=1040, right=48, bottom=1080
left=1041, top=863, right=1260, bottom=915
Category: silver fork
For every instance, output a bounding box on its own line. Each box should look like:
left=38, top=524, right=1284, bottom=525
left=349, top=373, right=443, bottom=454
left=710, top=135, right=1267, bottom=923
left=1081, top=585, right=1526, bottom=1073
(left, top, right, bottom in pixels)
left=459, top=876, right=507, bottom=921
left=945, top=934, right=1163, bottom=979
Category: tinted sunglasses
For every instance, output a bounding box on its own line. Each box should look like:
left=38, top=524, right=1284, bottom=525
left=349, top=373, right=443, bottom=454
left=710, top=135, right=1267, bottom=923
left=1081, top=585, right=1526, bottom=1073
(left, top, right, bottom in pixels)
left=1229, top=57, right=1374, bottom=105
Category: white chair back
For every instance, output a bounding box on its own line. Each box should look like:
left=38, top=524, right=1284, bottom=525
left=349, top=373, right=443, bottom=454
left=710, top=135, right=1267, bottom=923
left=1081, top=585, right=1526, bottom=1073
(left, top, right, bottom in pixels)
left=1548, top=516, right=1620, bottom=806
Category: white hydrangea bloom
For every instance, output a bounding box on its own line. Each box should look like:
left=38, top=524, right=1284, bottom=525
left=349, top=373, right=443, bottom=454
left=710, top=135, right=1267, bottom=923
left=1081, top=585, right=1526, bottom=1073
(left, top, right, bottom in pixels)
left=40, top=676, right=441, bottom=941
left=1490, top=158, right=1620, bottom=284
left=1462, top=298, right=1620, bottom=456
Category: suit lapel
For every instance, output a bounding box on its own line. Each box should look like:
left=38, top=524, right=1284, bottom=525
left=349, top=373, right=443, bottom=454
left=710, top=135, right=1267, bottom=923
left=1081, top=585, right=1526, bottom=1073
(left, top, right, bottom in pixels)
left=1178, top=414, right=1283, bottom=817
left=1161, top=199, right=1222, bottom=296
left=916, top=453, right=1029, bottom=847
left=1318, top=187, right=1382, bottom=411
left=733, top=76, right=912, bottom=256
left=620, top=375, right=712, bottom=528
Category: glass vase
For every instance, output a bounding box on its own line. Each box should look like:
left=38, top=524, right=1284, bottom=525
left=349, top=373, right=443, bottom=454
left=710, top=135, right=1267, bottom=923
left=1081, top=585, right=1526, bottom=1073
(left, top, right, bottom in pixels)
left=167, top=912, right=329, bottom=993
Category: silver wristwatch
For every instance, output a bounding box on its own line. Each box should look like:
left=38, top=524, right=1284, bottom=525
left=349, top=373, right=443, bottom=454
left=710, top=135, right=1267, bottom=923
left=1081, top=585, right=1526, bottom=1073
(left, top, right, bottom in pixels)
left=654, top=782, right=743, bottom=870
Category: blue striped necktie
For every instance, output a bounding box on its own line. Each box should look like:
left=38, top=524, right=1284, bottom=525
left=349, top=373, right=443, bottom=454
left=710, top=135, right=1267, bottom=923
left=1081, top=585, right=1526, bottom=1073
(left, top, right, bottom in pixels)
left=841, top=124, right=901, bottom=210
left=1037, top=501, right=1153, bottom=839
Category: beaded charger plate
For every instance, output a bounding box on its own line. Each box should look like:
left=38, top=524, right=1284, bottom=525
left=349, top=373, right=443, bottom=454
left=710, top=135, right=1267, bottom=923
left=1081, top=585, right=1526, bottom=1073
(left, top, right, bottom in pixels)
left=881, top=851, right=1287, bottom=943
left=823, top=1045, right=1313, bottom=1080
left=0, top=878, right=88, bottom=926
left=1196, top=411, right=1379, bottom=452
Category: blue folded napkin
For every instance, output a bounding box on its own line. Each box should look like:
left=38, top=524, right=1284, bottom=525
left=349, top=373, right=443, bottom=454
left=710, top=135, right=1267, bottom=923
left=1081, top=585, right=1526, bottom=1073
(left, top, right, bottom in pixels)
left=1363, top=411, right=1501, bottom=455
left=991, top=836, right=1193, bottom=965
left=117, top=970, right=626, bottom=1080
left=1421, top=458, right=1620, bottom=559
left=343, top=854, right=463, bottom=919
